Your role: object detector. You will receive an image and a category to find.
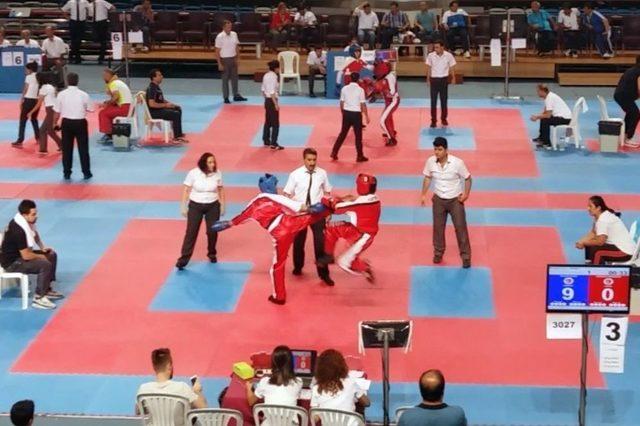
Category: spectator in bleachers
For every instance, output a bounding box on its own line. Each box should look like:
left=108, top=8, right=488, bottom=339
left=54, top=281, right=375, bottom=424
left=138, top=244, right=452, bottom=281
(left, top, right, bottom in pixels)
left=215, top=20, right=247, bottom=104
left=61, top=0, right=91, bottom=64
left=310, top=349, right=370, bottom=412
left=245, top=345, right=302, bottom=407
left=582, top=2, right=613, bottom=58
left=0, top=200, right=63, bottom=310
left=529, top=84, right=572, bottom=149
left=414, top=1, right=439, bottom=44
left=146, top=69, right=187, bottom=143
left=137, top=348, right=207, bottom=425
left=133, top=0, right=153, bottom=52
left=0, top=26, right=11, bottom=47
left=10, top=400, right=35, bottom=426
left=294, top=3, right=318, bottom=52
left=307, top=44, right=326, bottom=97
left=269, top=2, right=292, bottom=51
left=380, top=1, right=410, bottom=49
left=91, top=0, right=116, bottom=64
left=16, top=29, right=40, bottom=49
left=398, top=369, right=467, bottom=426
left=41, top=26, right=68, bottom=88
left=98, top=68, right=132, bottom=143
left=441, top=1, right=470, bottom=58
left=558, top=2, right=582, bottom=58
left=12, top=61, right=40, bottom=148
left=352, top=2, right=379, bottom=50
left=614, top=56, right=640, bottom=146
left=32, top=72, right=62, bottom=154
left=527, top=1, right=556, bottom=56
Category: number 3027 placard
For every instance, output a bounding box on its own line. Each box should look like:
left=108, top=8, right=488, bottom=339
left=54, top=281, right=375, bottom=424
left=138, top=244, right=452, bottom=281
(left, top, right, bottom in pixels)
left=546, top=313, right=582, bottom=339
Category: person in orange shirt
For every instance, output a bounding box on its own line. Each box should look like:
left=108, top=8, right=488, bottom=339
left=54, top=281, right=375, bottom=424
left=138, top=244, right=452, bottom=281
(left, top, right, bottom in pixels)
left=269, top=2, right=292, bottom=51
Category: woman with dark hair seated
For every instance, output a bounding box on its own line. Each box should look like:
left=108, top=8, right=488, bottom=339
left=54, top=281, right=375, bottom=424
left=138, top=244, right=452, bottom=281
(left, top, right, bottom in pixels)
left=575, top=195, right=636, bottom=265
left=311, top=349, right=370, bottom=412
left=246, top=345, right=302, bottom=406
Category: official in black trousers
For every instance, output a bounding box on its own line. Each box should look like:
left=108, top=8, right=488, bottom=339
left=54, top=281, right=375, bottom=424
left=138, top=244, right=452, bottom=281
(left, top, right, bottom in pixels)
left=146, top=68, right=188, bottom=143
left=91, top=0, right=115, bottom=64
left=614, top=56, right=640, bottom=145
left=425, top=41, right=457, bottom=128
left=331, top=72, right=369, bottom=162
left=261, top=60, right=284, bottom=150
left=12, top=61, right=40, bottom=147
left=62, top=0, right=90, bottom=64
left=54, top=73, right=93, bottom=180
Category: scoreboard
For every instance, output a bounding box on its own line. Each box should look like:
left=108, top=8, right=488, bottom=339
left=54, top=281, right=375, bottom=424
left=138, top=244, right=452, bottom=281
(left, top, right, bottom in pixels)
left=546, top=265, right=631, bottom=313
left=291, top=350, right=316, bottom=375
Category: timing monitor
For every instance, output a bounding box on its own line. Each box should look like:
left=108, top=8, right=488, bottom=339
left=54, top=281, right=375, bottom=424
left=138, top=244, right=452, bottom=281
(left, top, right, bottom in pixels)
left=375, top=49, right=398, bottom=63
left=290, top=349, right=316, bottom=376
left=546, top=265, right=631, bottom=314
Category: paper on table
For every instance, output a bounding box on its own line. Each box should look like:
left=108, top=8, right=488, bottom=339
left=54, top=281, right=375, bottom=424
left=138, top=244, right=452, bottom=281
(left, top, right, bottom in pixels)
left=348, top=370, right=365, bottom=378
left=490, top=38, right=501, bottom=67
left=511, top=38, right=527, bottom=49
left=1, top=51, right=13, bottom=66
left=599, top=344, right=625, bottom=374
left=354, top=378, right=371, bottom=391
left=128, top=31, right=144, bottom=44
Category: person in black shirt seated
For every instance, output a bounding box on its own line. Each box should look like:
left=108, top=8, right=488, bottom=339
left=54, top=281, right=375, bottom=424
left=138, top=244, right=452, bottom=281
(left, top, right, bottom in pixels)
left=146, top=68, right=188, bottom=143
left=0, top=199, right=63, bottom=310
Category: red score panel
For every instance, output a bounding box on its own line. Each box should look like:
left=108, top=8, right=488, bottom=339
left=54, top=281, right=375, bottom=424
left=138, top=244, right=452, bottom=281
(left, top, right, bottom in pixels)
left=587, top=275, right=631, bottom=310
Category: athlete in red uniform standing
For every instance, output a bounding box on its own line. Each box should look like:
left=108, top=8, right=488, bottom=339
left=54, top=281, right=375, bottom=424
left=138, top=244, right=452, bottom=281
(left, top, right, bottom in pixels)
left=375, top=61, right=400, bottom=146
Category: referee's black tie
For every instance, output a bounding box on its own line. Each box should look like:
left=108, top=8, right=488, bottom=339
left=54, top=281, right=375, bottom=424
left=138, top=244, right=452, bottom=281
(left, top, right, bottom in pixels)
left=305, top=171, right=313, bottom=206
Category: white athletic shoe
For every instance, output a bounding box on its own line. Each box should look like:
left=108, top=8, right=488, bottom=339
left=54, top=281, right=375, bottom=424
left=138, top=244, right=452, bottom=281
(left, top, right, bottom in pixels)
left=463, top=50, right=471, bottom=58
left=32, top=296, right=56, bottom=310
left=564, top=49, right=571, bottom=57
left=602, top=53, right=613, bottom=58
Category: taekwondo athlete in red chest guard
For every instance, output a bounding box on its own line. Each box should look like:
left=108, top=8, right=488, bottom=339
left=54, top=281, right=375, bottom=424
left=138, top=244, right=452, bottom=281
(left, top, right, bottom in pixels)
left=374, top=60, right=400, bottom=146
left=317, top=173, right=381, bottom=282
left=337, top=46, right=375, bottom=97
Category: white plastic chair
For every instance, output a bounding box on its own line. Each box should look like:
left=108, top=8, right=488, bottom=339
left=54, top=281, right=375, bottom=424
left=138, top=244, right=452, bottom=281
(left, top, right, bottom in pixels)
left=610, top=237, right=640, bottom=267
left=395, top=406, right=412, bottom=422
left=137, top=91, right=173, bottom=144
left=187, top=408, right=243, bottom=426
left=0, top=232, right=29, bottom=310
left=113, top=100, right=139, bottom=140
left=597, top=95, right=626, bottom=147
left=629, top=220, right=637, bottom=242
left=253, top=404, right=308, bottom=426
left=136, top=393, right=190, bottom=426
left=310, top=408, right=365, bottom=426
left=551, top=97, right=586, bottom=151
left=277, top=51, right=301, bottom=95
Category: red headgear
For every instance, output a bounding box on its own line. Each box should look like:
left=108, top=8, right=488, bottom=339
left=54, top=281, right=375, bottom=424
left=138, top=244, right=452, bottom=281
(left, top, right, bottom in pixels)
left=356, top=173, right=377, bottom=195
left=374, top=60, right=391, bottom=80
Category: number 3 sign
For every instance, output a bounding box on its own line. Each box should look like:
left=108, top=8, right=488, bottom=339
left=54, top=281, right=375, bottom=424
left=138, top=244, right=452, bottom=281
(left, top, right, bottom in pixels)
left=599, top=316, right=628, bottom=374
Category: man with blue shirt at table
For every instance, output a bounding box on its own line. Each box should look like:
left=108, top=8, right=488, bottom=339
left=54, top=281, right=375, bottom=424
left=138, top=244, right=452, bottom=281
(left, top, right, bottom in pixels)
left=527, top=1, right=556, bottom=56
left=441, top=1, right=470, bottom=58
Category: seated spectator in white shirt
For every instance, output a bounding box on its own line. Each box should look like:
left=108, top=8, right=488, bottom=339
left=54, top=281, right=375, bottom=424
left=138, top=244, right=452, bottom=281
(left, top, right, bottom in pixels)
left=10, top=400, right=35, bottom=426
left=353, top=2, right=379, bottom=50
left=398, top=369, right=467, bottom=426
left=311, top=349, right=370, bottom=412
left=0, top=27, right=11, bottom=46
left=293, top=3, right=318, bottom=51
left=529, top=84, right=572, bottom=149
left=246, top=345, right=303, bottom=408
left=307, top=45, right=326, bottom=97
left=136, top=348, right=207, bottom=426
left=558, top=2, right=582, bottom=58
left=15, top=29, right=40, bottom=49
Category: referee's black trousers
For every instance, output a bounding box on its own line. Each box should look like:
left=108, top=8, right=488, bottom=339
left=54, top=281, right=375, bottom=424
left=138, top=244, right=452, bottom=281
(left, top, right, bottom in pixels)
left=61, top=118, right=90, bottom=177
left=94, top=20, right=109, bottom=62
left=430, top=77, right=449, bottom=122
left=262, top=97, right=279, bottom=146
left=150, top=106, right=184, bottom=138
left=69, top=20, right=85, bottom=63
left=331, top=110, right=363, bottom=158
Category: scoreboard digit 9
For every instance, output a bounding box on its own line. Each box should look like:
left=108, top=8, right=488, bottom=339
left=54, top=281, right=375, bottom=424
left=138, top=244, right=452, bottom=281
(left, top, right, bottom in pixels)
left=546, top=265, right=631, bottom=314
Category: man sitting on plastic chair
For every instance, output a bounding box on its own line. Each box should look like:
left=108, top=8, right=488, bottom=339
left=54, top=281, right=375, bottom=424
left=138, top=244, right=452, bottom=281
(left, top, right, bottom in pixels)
left=146, top=68, right=188, bottom=144
left=529, top=84, right=572, bottom=150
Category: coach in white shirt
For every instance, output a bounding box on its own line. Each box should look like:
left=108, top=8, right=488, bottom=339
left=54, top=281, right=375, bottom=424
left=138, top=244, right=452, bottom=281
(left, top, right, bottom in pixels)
left=41, top=26, right=68, bottom=87
left=426, top=40, right=456, bottom=128
left=16, top=30, right=40, bottom=48
left=62, top=0, right=91, bottom=64
left=307, top=45, right=326, bottom=97
left=261, top=60, right=283, bottom=150
left=331, top=72, right=370, bottom=162
left=421, top=136, right=472, bottom=268
left=294, top=4, right=318, bottom=50
left=90, top=0, right=115, bottom=63
left=284, top=147, right=333, bottom=284
left=353, top=2, right=379, bottom=50
left=214, top=20, right=247, bottom=104
left=530, top=84, right=572, bottom=149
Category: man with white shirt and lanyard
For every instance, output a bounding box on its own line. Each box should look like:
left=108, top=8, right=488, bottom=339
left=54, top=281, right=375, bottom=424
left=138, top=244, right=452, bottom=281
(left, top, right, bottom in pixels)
left=529, top=84, right=572, bottom=149
left=90, top=0, right=115, bottom=64
left=261, top=60, right=284, bottom=150
left=421, top=137, right=472, bottom=269
left=426, top=41, right=456, bottom=129
left=54, top=72, right=94, bottom=180
left=41, top=26, right=68, bottom=88
left=62, top=0, right=91, bottom=64
left=284, top=148, right=334, bottom=285
left=331, top=72, right=370, bottom=162
left=307, top=45, right=326, bottom=98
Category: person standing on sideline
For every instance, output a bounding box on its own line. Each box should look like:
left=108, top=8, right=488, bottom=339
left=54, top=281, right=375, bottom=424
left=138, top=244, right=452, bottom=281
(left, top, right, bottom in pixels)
left=215, top=20, right=247, bottom=105
left=12, top=62, right=40, bottom=148
left=529, top=84, right=572, bottom=149
left=31, top=72, right=62, bottom=154
left=261, top=60, right=284, bottom=150
left=613, top=56, right=640, bottom=146
left=421, top=137, right=472, bottom=268
left=146, top=68, right=188, bottom=143
left=54, top=72, right=94, bottom=180
left=426, top=41, right=456, bottom=129
left=176, top=152, right=225, bottom=270
left=41, top=26, right=69, bottom=88
left=307, top=45, right=326, bottom=97
left=90, top=0, right=115, bottom=64
left=62, top=0, right=91, bottom=64
left=98, top=68, right=132, bottom=142
left=331, top=72, right=370, bottom=162
left=283, top=148, right=334, bottom=285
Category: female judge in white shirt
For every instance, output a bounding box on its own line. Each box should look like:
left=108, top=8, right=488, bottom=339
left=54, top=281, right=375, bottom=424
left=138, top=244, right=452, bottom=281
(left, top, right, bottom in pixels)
left=176, top=152, right=226, bottom=270
left=29, top=72, right=62, bottom=154
left=12, top=61, right=40, bottom=148
left=246, top=346, right=303, bottom=408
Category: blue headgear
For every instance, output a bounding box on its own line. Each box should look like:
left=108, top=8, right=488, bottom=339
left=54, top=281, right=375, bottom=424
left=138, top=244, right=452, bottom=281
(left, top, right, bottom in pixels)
left=258, top=174, right=278, bottom=194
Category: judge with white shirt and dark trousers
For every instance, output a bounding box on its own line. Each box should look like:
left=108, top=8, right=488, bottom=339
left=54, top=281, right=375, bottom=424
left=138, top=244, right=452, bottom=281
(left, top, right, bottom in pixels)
left=284, top=147, right=333, bottom=285
left=31, top=72, right=62, bottom=154
left=331, top=72, right=370, bottom=162
left=54, top=72, right=94, bottom=180
left=41, top=26, right=68, bottom=88
left=62, top=0, right=91, bottom=64
left=90, top=0, right=115, bottom=64
left=425, top=40, right=456, bottom=129
left=530, top=84, right=572, bottom=149
left=262, top=60, right=284, bottom=150
left=12, top=62, right=40, bottom=148
left=307, top=45, right=326, bottom=98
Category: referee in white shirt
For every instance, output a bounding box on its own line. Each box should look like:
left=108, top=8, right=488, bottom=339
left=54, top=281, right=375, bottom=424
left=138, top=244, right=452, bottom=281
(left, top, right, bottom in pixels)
left=90, top=0, right=115, bottom=64
left=284, top=148, right=334, bottom=285
left=262, top=60, right=283, bottom=150
left=54, top=72, right=94, bottom=180
left=425, top=41, right=456, bottom=128
left=420, top=137, right=472, bottom=268
left=62, top=0, right=91, bottom=64
left=331, top=72, right=370, bottom=162
left=214, top=20, right=247, bottom=104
